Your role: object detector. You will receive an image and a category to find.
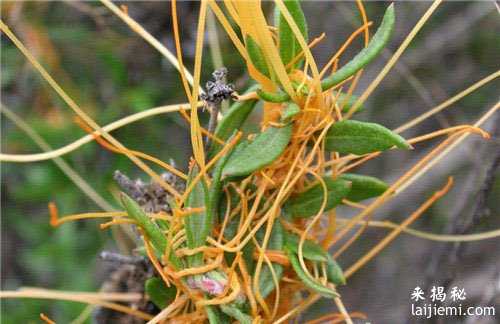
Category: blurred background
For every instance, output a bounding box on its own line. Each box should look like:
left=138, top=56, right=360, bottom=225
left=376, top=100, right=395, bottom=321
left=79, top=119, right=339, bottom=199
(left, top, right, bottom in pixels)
left=1, top=1, right=499, bottom=323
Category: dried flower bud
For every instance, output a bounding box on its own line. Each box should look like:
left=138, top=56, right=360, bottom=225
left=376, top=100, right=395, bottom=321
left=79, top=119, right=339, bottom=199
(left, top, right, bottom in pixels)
left=114, top=170, right=185, bottom=213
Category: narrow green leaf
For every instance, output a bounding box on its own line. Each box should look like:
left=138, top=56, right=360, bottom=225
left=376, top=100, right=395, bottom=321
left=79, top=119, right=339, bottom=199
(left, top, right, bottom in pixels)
left=276, top=0, right=308, bottom=69
left=220, top=305, right=252, bottom=324
left=206, top=305, right=226, bottom=324
left=326, top=255, right=346, bottom=286
left=283, top=178, right=352, bottom=218
left=258, top=3, right=394, bottom=104
left=120, top=194, right=165, bottom=252
left=145, top=277, right=176, bottom=309
left=255, top=221, right=284, bottom=299
left=321, top=4, right=395, bottom=91
left=218, top=184, right=245, bottom=223
left=256, top=88, right=290, bottom=103
left=220, top=185, right=259, bottom=272
left=324, top=120, right=411, bottom=155
left=121, top=193, right=182, bottom=269
left=257, top=262, right=284, bottom=299
left=284, top=232, right=328, bottom=262
left=223, top=216, right=256, bottom=273
left=209, top=85, right=260, bottom=158
left=222, top=124, right=293, bottom=178
left=246, top=36, right=270, bottom=77
left=339, top=173, right=388, bottom=202
left=222, top=214, right=241, bottom=240
left=184, top=166, right=210, bottom=266
left=281, top=102, right=301, bottom=123
left=292, top=80, right=311, bottom=96
left=208, top=133, right=237, bottom=230
left=242, top=241, right=256, bottom=274
left=332, top=91, right=364, bottom=114
left=256, top=220, right=284, bottom=251
left=287, top=249, right=338, bottom=298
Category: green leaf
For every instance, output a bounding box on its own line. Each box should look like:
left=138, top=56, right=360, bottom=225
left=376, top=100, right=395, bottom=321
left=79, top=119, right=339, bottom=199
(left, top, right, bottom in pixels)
left=286, top=249, right=338, bottom=298
left=209, top=85, right=260, bottom=158
left=281, top=102, right=301, bottom=123
left=120, top=194, right=166, bottom=253
left=210, top=134, right=255, bottom=270
left=324, top=120, right=411, bottom=155
left=222, top=125, right=293, bottom=178
left=256, top=88, right=290, bottom=103
left=220, top=185, right=259, bottom=272
left=206, top=305, right=226, bottom=324
left=222, top=214, right=240, bottom=241
left=121, top=193, right=182, bottom=269
left=283, top=178, right=352, bottom=218
left=246, top=36, right=270, bottom=77
left=257, top=262, right=284, bottom=299
left=326, top=255, right=346, bottom=286
left=276, top=0, right=308, bottom=69
left=184, top=166, right=210, bottom=266
left=284, top=233, right=346, bottom=286
left=255, top=221, right=284, bottom=299
left=339, top=173, right=388, bottom=202
left=145, top=277, right=176, bottom=309
left=321, top=4, right=395, bottom=91
left=220, top=305, right=252, bottom=324
left=242, top=242, right=256, bottom=274
left=208, top=133, right=237, bottom=231
left=332, top=91, right=364, bottom=114
left=284, top=232, right=328, bottom=262
left=223, top=216, right=256, bottom=273
left=255, top=220, right=284, bottom=251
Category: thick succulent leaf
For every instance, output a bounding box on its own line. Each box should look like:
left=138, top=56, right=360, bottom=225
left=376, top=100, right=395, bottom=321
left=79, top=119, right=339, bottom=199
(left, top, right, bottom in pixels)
left=145, top=277, right=176, bottom=309
left=284, top=232, right=328, bottom=262
left=276, top=0, right=308, bottom=69
left=287, top=249, right=338, bottom=298
left=324, top=120, right=411, bottom=155
left=222, top=124, right=292, bottom=178
left=321, top=5, right=395, bottom=91
left=245, top=36, right=270, bottom=77
left=339, top=173, right=388, bottom=202
left=283, top=178, right=352, bottom=218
